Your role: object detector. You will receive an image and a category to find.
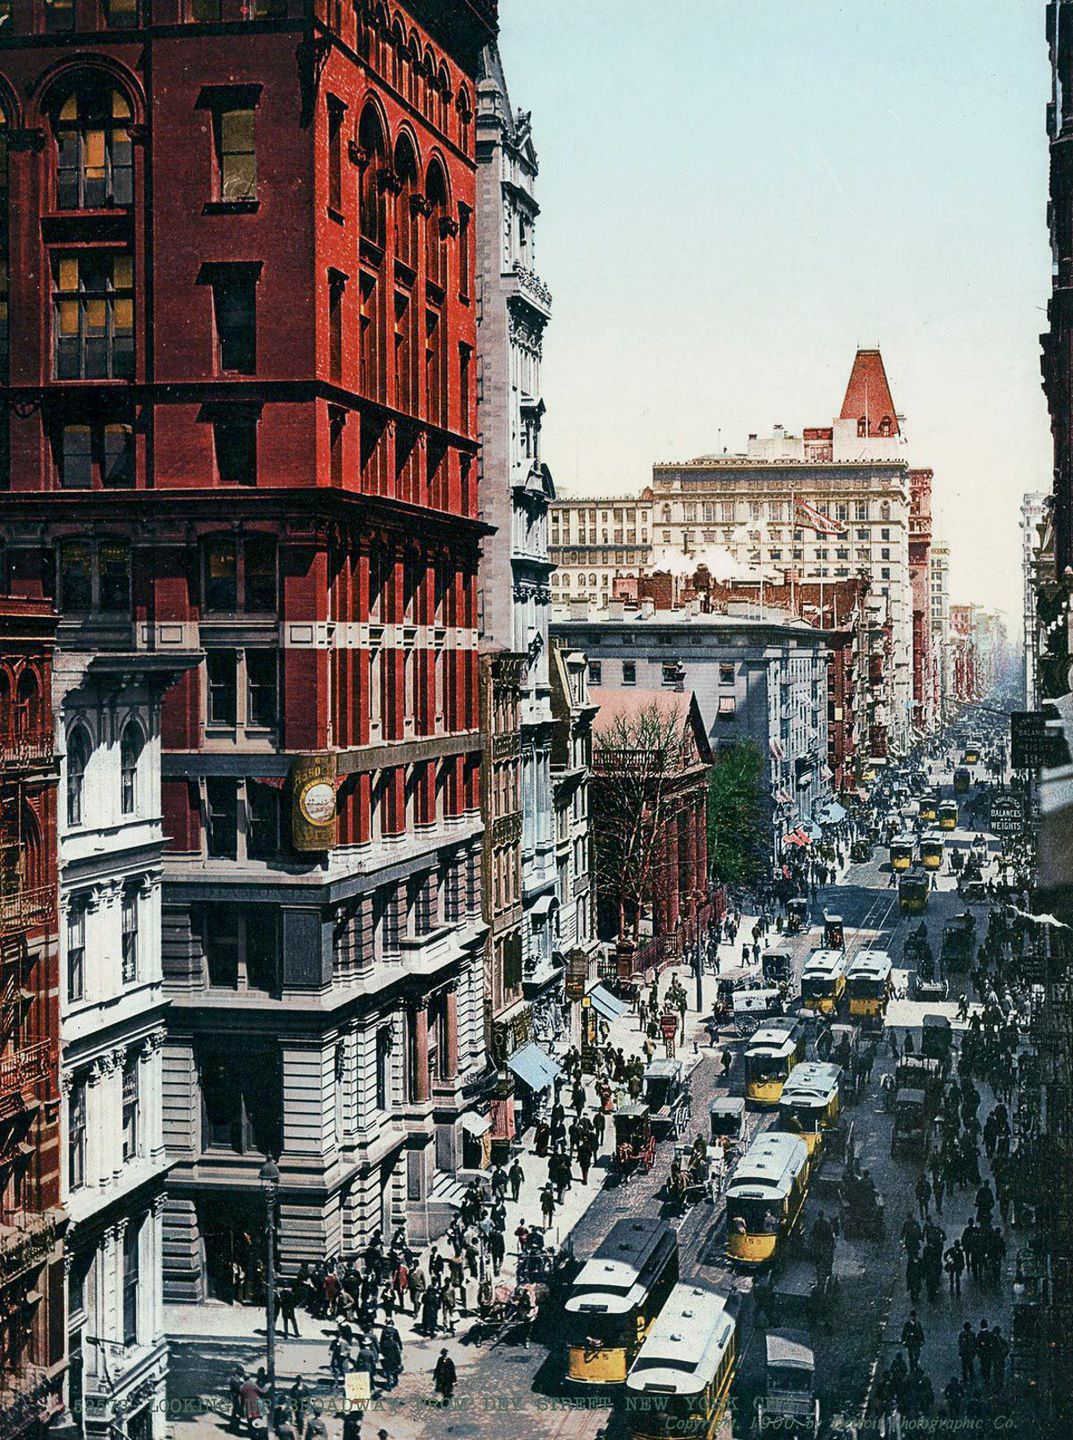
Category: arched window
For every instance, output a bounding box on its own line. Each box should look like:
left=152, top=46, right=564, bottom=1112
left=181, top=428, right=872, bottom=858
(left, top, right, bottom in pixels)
left=120, top=720, right=143, bottom=816
left=52, top=75, right=133, bottom=211
left=358, top=105, right=386, bottom=247
left=425, top=161, right=448, bottom=289
left=67, top=725, right=90, bottom=827
left=393, top=135, right=418, bottom=269
left=880, top=501, right=891, bottom=522
left=15, top=668, right=40, bottom=738
left=391, top=22, right=406, bottom=91
left=423, top=48, right=436, bottom=116
left=407, top=35, right=421, bottom=106
left=879, top=416, right=891, bottom=437
left=436, top=66, right=451, bottom=132
left=457, top=87, right=472, bottom=152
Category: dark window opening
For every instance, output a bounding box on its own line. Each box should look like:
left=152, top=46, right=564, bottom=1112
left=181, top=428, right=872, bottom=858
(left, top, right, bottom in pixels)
left=206, top=650, right=237, bottom=725
left=213, top=273, right=257, bottom=374
left=213, top=107, right=256, bottom=203
left=246, top=783, right=280, bottom=862
left=245, top=649, right=277, bottom=727
left=206, top=778, right=238, bottom=859
left=213, top=414, right=257, bottom=486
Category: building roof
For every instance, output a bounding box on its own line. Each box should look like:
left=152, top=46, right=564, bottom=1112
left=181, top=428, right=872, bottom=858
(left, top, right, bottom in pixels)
left=839, top=348, right=900, bottom=437
left=590, top=687, right=713, bottom=766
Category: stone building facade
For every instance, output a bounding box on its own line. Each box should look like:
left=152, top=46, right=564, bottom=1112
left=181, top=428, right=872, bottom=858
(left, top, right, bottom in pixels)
left=0, top=0, right=498, bottom=1294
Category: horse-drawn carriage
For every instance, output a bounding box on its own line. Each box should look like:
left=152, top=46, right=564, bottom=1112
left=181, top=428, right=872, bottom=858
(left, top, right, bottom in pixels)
left=472, top=1279, right=547, bottom=1346
left=612, top=1104, right=656, bottom=1181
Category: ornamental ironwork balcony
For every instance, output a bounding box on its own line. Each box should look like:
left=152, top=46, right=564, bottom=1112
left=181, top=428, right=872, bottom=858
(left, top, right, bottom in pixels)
left=0, top=1042, right=52, bottom=1104
left=0, top=887, right=54, bottom=935
left=0, top=1214, right=59, bottom=1288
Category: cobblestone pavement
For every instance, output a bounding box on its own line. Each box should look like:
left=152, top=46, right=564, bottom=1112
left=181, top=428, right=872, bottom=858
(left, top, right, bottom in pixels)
left=166, top=792, right=1030, bottom=1440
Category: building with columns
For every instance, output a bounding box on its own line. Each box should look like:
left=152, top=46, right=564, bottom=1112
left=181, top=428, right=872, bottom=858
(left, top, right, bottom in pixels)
left=0, top=598, right=66, bottom=1440
left=0, top=0, right=498, bottom=1294
left=929, top=542, right=952, bottom=720
left=908, top=468, right=935, bottom=736
left=475, top=43, right=562, bottom=1054
left=56, top=651, right=195, bottom=1440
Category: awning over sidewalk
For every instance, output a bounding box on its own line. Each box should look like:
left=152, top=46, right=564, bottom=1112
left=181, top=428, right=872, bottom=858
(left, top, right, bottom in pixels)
left=460, top=1111, right=491, bottom=1136
left=587, top=984, right=628, bottom=1023
left=819, top=801, right=848, bottom=824
left=507, top=1042, right=561, bottom=1092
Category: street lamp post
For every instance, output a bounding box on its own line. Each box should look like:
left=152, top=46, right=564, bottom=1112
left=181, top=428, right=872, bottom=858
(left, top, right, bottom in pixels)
left=259, top=1156, right=281, bottom=1436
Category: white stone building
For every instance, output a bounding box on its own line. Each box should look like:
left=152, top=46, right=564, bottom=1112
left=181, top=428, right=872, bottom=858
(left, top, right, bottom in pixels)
left=929, top=542, right=953, bottom=721
left=56, top=653, right=193, bottom=1440
left=476, top=43, right=560, bottom=1025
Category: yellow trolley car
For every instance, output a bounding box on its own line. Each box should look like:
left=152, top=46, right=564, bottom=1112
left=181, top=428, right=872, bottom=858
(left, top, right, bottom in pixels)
left=744, top=1019, right=806, bottom=1107
left=938, top=799, right=959, bottom=830
left=726, top=1131, right=810, bottom=1267
left=800, top=949, right=848, bottom=1015
left=775, top=1061, right=843, bottom=1160
left=889, top=834, right=915, bottom=872
left=898, top=867, right=930, bottom=915
left=919, top=795, right=938, bottom=822
left=564, top=1218, right=679, bottom=1386
left=846, top=949, right=893, bottom=1025
left=625, top=1283, right=737, bottom=1440
left=920, top=832, right=944, bottom=871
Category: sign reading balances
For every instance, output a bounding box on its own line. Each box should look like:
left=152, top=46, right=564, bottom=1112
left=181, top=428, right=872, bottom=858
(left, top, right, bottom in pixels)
left=291, top=753, right=338, bottom=851
left=1010, top=711, right=1057, bottom=770
left=989, top=792, right=1025, bottom=839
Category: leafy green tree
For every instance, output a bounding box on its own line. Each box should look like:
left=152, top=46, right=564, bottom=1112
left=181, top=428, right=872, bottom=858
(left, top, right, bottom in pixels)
left=707, top=739, right=767, bottom=886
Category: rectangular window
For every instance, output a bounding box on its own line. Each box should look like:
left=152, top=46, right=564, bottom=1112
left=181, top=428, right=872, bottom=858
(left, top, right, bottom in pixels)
left=53, top=253, right=134, bottom=380
left=122, top=1226, right=138, bottom=1347
left=214, top=108, right=256, bottom=202
left=855, top=501, right=869, bottom=520
left=621, top=661, right=636, bottom=685
left=60, top=541, right=92, bottom=611
left=204, top=538, right=237, bottom=612
left=213, top=414, right=257, bottom=486
left=458, top=205, right=471, bottom=298
left=245, top=649, right=277, bottom=727
left=587, top=661, right=601, bottom=685
left=45, top=0, right=74, bottom=31
left=246, top=782, right=280, bottom=862
left=243, top=909, right=277, bottom=992
left=104, top=424, right=134, bottom=486
left=718, top=696, right=736, bottom=717
left=205, top=778, right=239, bottom=859
left=244, top=536, right=276, bottom=611
left=329, top=277, right=343, bottom=383
left=206, top=650, right=238, bottom=725
left=881, top=547, right=890, bottom=561
left=122, top=888, right=138, bottom=982
left=213, top=272, right=257, bottom=374
left=375, top=1027, right=391, bottom=1111
left=328, top=98, right=344, bottom=213
left=69, top=1079, right=87, bottom=1189
left=105, top=0, right=139, bottom=26
left=67, top=902, right=86, bottom=1002
left=99, top=541, right=130, bottom=612
left=122, top=1061, right=139, bottom=1160
left=719, top=663, right=735, bottom=684
left=60, top=426, right=93, bottom=490
left=205, top=912, right=239, bottom=988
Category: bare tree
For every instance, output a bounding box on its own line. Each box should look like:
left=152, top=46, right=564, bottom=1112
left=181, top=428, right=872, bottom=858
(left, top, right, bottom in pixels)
left=591, top=700, right=697, bottom=943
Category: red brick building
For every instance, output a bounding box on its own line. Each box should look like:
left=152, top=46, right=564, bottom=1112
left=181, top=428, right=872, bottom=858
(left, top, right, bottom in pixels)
left=1, top=0, right=496, bottom=1291
left=0, top=597, right=66, bottom=1440
left=908, top=468, right=934, bottom=735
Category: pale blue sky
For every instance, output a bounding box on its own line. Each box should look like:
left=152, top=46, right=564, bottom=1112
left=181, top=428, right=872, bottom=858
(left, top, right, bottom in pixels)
left=498, top=0, right=1052, bottom=623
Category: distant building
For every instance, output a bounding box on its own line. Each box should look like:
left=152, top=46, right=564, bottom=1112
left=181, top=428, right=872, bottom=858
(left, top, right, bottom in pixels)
left=909, top=469, right=934, bottom=735
left=1021, top=494, right=1048, bottom=709
left=548, top=644, right=599, bottom=972
left=549, top=349, right=926, bottom=753
left=929, top=543, right=953, bottom=721
left=552, top=601, right=832, bottom=860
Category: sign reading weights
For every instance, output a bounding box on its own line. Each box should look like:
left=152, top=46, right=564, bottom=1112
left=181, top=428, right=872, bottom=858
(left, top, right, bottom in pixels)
left=290, top=753, right=338, bottom=851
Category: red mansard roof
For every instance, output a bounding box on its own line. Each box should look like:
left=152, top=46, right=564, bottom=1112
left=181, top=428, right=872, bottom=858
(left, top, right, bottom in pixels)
left=839, top=348, right=900, bottom=437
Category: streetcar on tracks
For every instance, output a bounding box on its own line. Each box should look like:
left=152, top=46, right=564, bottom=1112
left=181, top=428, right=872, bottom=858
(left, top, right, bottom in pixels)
left=845, top=949, right=893, bottom=1026
left=898, top=866, right=930, bottom=915
left=800, top=949, right=847, bottom=1015
left=919, top=794, right=939, bottom=822
left=889, top=833, right=915, bottom=872
left=963, top=740, right=981, bottom=765
left=564, top=1218, right=679, bottom=1386
left=726, top=1131, right=810, bottom=1267
left=624, top=1283, right=737, bottom=1440
left=774, top=1061, right=843, bottom=1161
left=743, top=1018, right=806, bottom=1107
left=952, top=768, right=971, bottom=796
left=938, top=799, right=960, bottom=829
left=920, top=832, right=944, bottom=871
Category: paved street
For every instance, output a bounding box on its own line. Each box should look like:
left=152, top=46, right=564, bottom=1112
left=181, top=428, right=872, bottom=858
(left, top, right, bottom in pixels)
left=163, top=751, right=1029, bottom=1440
